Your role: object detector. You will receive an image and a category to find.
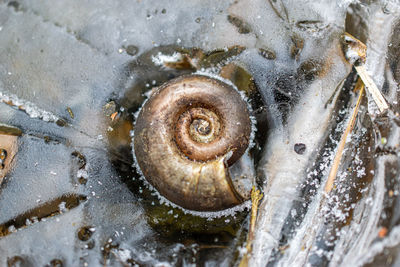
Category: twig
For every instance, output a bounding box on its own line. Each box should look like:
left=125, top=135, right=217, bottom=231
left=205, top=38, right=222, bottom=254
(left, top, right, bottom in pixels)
left=238, top=186, right=263, bottom=267
left=324, top=79, right=365, bottom=193
left=355, top=65, right=389, bottom=112
left=341, top=32, right=389, bottom=113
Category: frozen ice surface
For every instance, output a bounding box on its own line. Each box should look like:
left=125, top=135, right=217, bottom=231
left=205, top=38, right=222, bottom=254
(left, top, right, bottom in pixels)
left=0, top=0, right=400, bottom=266
left=250, top=1, right=400, bottom=267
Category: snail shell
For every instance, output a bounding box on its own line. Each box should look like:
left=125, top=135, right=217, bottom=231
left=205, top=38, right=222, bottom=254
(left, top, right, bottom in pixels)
left=133, top=74, right=252, bottom=211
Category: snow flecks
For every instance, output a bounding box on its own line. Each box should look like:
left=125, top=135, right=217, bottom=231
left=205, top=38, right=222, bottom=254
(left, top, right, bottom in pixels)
left=77, top=168, right=89, bottom=180
left=151, top=52, right=183, bottom=67
left=0, top=90, right=59, bottom=122
left=115, top=248, right=132, bottom=263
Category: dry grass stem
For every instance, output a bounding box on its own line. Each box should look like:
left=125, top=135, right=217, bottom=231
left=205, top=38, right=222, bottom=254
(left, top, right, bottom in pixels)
left=239, top=187, right=263, bottom=267
left=341, top=32, right=388, bottom=113
left=355, top=65, right=389, bottom=112
left=324, top=79, right=365, bottom=193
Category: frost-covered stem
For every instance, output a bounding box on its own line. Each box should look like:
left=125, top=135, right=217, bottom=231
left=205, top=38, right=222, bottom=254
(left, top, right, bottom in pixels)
left=355, top=65, right=388, bottom=112
left=239, top=187, right=263, bottom=267
left=325, top=80, right=365, bottom=193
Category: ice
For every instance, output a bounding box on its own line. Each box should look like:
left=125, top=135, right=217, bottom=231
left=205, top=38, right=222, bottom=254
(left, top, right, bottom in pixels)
left=77, top=168, right=88, bottom=179
left=152, top=52, right=184, bottom=67
left=247, top=1, right=400, bottom=266
left=0, top=0, right=400, bottom=266
left=0, top=91, right=59, bottom=122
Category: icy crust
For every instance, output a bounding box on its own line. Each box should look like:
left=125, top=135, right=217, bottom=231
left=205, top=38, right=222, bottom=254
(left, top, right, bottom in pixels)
left=249, top=39, right=353, bottom=266
left=354, top=225, right=400, bottom=266
left=344, top=48, right=360, bottom=65
left=114, top=247, right=173, bottom=267
left=151, top=52, right=184, bottom=67
left=1, top=0, right=397, bottom=265
left=363, top=1, right=400, bottom=116
left=274, top=104, right=369, bottom=265
left=130, top=71, right=256, bottom=218
left=331, top=5, right=400, bottom=266
left=250, top=2, right=400, bottom=266
left=0, top=91, right=59, bottom=122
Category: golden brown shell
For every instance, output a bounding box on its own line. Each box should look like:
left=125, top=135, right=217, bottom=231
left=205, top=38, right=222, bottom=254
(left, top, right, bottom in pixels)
left=133, top=74, right=252, bottom=211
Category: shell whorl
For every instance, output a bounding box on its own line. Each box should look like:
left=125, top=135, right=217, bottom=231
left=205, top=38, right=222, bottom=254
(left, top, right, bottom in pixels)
left=134, top=74, right=252, bottom=211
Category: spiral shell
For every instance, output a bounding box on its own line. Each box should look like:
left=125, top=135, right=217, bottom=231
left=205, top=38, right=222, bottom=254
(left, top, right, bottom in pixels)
left=133, top=74, right=252, bottom=211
